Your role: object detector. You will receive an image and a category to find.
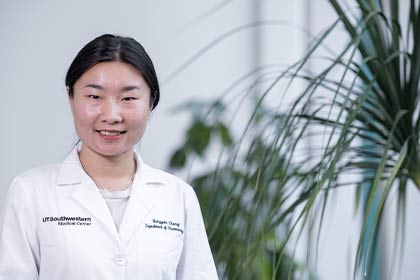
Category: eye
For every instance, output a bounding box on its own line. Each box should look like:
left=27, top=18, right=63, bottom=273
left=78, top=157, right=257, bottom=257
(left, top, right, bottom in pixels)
left=88, top=95, right=100, bottom=100
left=122, top=97, right=137, bottom=101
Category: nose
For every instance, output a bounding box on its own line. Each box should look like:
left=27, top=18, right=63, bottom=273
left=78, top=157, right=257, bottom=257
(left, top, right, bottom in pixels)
left=100, top=99, right=123, bottom=123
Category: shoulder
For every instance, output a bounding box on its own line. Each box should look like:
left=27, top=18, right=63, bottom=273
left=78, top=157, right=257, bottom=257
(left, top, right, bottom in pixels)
left=142, top=164, right=197, bottom=198
left=10, top=164, right=60, bottom=194
left=142, top=165, right=206, bottom=222
left=15, top=163, right=60, bottom=184
left=3, top=164, right=59, bottom=212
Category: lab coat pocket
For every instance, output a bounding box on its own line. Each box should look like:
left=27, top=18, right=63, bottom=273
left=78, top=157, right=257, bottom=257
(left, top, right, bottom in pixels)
left=162, top=229, right=184, bottom=256
left=141, top=220, right=184, bottom=263
left=160, top=227, right=185, bottom=273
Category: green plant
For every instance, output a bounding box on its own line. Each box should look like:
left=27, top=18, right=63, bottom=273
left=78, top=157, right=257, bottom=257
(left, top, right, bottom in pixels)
left=170, top=99, right=316, bottom=279
left=169, top=0, right=420, bottom=279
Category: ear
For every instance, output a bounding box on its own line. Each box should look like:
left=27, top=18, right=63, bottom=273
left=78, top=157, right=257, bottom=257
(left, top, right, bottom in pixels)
left=67, top=87, right=74, bottom=113
left=149, top=90, right=157, bottom=110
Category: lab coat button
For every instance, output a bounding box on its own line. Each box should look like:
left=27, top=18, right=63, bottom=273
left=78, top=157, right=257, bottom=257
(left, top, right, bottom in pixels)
left=114, top=255, right=126, bottom=266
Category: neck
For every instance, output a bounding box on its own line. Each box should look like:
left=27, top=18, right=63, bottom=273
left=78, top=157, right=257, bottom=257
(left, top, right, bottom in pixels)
left=78, top=146, right=136, bottom=191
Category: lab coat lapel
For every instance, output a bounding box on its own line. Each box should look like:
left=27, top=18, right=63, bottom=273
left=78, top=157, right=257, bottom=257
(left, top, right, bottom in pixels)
left=72, top=182, right=119, bottom=240
left=57, top=148, right=119, bottom=240
left=59, top=147, right=167, bottom=246
left=119, top=169, right=166, bottom=247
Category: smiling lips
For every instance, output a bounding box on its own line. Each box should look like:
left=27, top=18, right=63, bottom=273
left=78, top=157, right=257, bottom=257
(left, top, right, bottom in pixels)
left=96, top=130, right=126, bottom=140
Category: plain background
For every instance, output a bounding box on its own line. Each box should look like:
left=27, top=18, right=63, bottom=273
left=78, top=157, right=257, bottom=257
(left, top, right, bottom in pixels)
left=1, top=1, right=419, bottom=279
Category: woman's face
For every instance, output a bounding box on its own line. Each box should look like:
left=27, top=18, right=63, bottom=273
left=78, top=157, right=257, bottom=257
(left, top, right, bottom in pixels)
left=69, top=61, right=151, bottom=159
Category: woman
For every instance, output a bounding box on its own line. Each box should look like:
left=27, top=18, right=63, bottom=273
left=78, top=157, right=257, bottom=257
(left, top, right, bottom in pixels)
left=0, top=34, right=218, bottom=279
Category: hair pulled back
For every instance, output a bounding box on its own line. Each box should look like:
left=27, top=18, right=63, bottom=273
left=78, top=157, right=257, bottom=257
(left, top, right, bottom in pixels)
left=65, top=34, right=160, bottom=109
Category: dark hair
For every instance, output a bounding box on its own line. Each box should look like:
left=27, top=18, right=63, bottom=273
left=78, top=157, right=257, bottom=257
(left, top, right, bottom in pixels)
left=65, top=34, right=160, bottom=109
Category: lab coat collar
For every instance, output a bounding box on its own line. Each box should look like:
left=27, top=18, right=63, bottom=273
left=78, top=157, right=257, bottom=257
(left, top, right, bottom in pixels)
left=57, top=145, right=168, bottom=246
left=57, top=146, right=168, bottom=186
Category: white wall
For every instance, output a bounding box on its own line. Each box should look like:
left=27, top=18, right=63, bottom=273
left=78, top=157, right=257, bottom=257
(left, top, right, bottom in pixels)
left=0, top=0, right=255, bottom=196
left=1, top=1, right=419, bottom=279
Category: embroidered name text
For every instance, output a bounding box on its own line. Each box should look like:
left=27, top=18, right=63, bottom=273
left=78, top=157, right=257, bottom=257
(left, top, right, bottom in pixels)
left=42, top=216, right=92, bottom=226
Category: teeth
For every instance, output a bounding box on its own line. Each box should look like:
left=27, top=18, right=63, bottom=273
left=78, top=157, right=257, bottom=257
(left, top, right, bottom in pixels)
left=99, top=131, right=121, bottom=136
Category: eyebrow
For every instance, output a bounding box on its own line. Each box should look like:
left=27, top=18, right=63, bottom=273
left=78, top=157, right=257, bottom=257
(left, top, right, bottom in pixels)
left=85, top=84, right=103, bottom=90
left=121, top=85, right=141, bottom=91
left=84, top=84, right=141, bottom=91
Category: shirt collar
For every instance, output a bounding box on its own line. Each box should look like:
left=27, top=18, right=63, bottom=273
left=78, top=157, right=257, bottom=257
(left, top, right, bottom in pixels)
left=57, top=145, right=168, bottom=186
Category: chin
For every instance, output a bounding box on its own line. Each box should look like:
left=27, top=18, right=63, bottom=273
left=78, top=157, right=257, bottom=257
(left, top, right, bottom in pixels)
left=99, top=149, right=132, bottom=158
left=89, top=144, right=133, bottom=158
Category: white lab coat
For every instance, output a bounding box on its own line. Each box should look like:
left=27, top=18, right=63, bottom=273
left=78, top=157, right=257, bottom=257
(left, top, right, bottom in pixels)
left=0, top=148, right=218, bottom=280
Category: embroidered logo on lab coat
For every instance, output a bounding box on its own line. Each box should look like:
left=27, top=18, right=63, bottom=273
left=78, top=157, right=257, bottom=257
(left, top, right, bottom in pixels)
left=42, top=216, right=92, bottom=226
left=145, top=218, right=184, bottom=234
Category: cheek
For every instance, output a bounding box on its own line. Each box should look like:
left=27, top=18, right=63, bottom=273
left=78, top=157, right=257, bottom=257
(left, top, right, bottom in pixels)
left=126, top=110, right=150, bottom=130
left=72, top=104, right=99, bottom=131
left=73, top=103, right=97, bottom=123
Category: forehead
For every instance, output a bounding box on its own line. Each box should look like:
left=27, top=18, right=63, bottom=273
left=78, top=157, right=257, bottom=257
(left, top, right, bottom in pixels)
left=75, top=61, right=147, bottom=87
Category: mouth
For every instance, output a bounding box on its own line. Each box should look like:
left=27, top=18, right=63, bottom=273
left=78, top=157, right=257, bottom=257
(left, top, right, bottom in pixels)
left=96, top=130, right=126, bottom=136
